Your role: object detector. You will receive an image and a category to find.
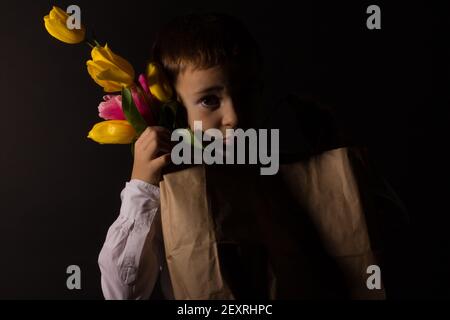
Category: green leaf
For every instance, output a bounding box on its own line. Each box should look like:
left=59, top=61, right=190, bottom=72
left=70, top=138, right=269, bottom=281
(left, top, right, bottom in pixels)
left=121, top=87, right=148, bottom=136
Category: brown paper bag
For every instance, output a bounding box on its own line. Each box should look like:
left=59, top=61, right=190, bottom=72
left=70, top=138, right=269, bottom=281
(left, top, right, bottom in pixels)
left=159, top=147, right=385, bottom=299
left=159, top=164, right=234, bottom=299
left=279, top=148, right=385, bottom=299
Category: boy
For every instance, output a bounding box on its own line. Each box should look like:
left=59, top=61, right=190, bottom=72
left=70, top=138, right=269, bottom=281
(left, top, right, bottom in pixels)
left=98, top=12, right=406, bottom=300
left=98, top=12, right=264, bottom=299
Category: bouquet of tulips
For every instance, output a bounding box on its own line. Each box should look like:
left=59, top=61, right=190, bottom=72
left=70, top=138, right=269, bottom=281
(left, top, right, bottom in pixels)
left=44, top=6, right=188, bottom=150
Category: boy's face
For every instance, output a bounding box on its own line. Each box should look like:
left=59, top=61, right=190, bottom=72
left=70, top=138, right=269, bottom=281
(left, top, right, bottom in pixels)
left=175, top=63, right=257, bottom=140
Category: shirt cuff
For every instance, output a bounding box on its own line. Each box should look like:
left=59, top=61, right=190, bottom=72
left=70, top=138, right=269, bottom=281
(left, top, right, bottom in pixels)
left=129, top=179, right=160, bottom=196
left=119, top=179, right=161, bottom=221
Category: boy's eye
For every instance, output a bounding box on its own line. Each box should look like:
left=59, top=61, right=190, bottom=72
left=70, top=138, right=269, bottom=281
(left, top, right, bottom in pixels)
left=199, top=95, right=221, bottom=109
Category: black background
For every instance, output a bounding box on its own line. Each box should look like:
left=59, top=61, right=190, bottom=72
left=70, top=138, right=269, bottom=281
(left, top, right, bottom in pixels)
left=0, top=0, right=448, bottom=299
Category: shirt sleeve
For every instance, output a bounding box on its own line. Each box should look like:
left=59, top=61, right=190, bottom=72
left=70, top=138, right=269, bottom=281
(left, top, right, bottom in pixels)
left=98, top=179, right=164, bottom=300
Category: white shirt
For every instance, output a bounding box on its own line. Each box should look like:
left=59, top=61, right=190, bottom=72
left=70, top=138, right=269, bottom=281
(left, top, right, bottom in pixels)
left=98, top=179, right=174, bottom=300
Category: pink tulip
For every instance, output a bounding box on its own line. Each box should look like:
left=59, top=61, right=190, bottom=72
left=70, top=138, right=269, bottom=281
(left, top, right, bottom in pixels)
left=138, top=73, right=161, bottom=121
left=98, top=95, right=125, bottom=120
left=97, top=89, right=155, bottom=126
left=138, top=74, right=150, bottom=95
left=131, top=87, right=155, bottom=126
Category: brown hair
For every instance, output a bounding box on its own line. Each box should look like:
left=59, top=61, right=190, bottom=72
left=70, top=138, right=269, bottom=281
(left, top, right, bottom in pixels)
left=151, top=12, right=263, bottom=85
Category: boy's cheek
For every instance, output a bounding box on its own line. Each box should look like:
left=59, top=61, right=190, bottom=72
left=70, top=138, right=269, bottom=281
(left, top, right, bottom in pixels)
left=188, top=114, right=222, bottom=132
left=184, top=107, right=207, bottom=125
left=188, top=118, right=214, bottom=131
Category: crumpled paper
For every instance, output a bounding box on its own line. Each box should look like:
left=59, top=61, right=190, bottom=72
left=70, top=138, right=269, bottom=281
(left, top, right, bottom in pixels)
left=159, top=147, right=386, bottom=299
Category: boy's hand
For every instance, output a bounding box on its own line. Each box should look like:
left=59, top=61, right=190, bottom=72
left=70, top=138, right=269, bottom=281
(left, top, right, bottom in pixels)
left=131, top=126, right=173, bottom=186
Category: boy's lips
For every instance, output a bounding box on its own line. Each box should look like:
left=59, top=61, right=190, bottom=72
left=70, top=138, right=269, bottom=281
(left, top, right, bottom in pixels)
left=223, top=135, right=234, bottom=145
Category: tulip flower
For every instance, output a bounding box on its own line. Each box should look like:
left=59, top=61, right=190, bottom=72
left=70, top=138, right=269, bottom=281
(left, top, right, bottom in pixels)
left=98, top=88, right=155, bottom=125
left=87, top=120, right=136, bottom=144
left=98, top=95, right=125, bottom=120
left=138, top=73, right=160, bottom=120
left=132, top=88, right=155, bottom=126
left=147, top=63, right=173, bottom=102
left=87, top=44, right=135, bottom=92
left=44, top=6, right=86, bottom=44
left=138, top=74, right=150, bottom=95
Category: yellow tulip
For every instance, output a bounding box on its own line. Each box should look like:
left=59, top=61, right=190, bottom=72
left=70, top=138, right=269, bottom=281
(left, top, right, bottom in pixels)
left=147, top=63, right=173, bottom=102
left=87, top=120, right=136, bottom=144
left=87, top=44, right=135, bottom=92
left=43, top=6, right=86, bottom=44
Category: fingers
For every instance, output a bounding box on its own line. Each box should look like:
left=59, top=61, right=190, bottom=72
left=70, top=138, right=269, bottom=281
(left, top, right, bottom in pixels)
left=138, top=126, right=171, bottom=141
left=138, top=127, right=171, bottom=144
left=131, top=127, right=173, bottom=184
left=136, top=126, right=173, bottom=156
left=143, top=135, right=172, bottom=153
left=152, top=153, right=172, bottom=169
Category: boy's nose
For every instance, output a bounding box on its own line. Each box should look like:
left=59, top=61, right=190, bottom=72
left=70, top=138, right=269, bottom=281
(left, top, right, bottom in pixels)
left=221, top=101, right=239, bottom=130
